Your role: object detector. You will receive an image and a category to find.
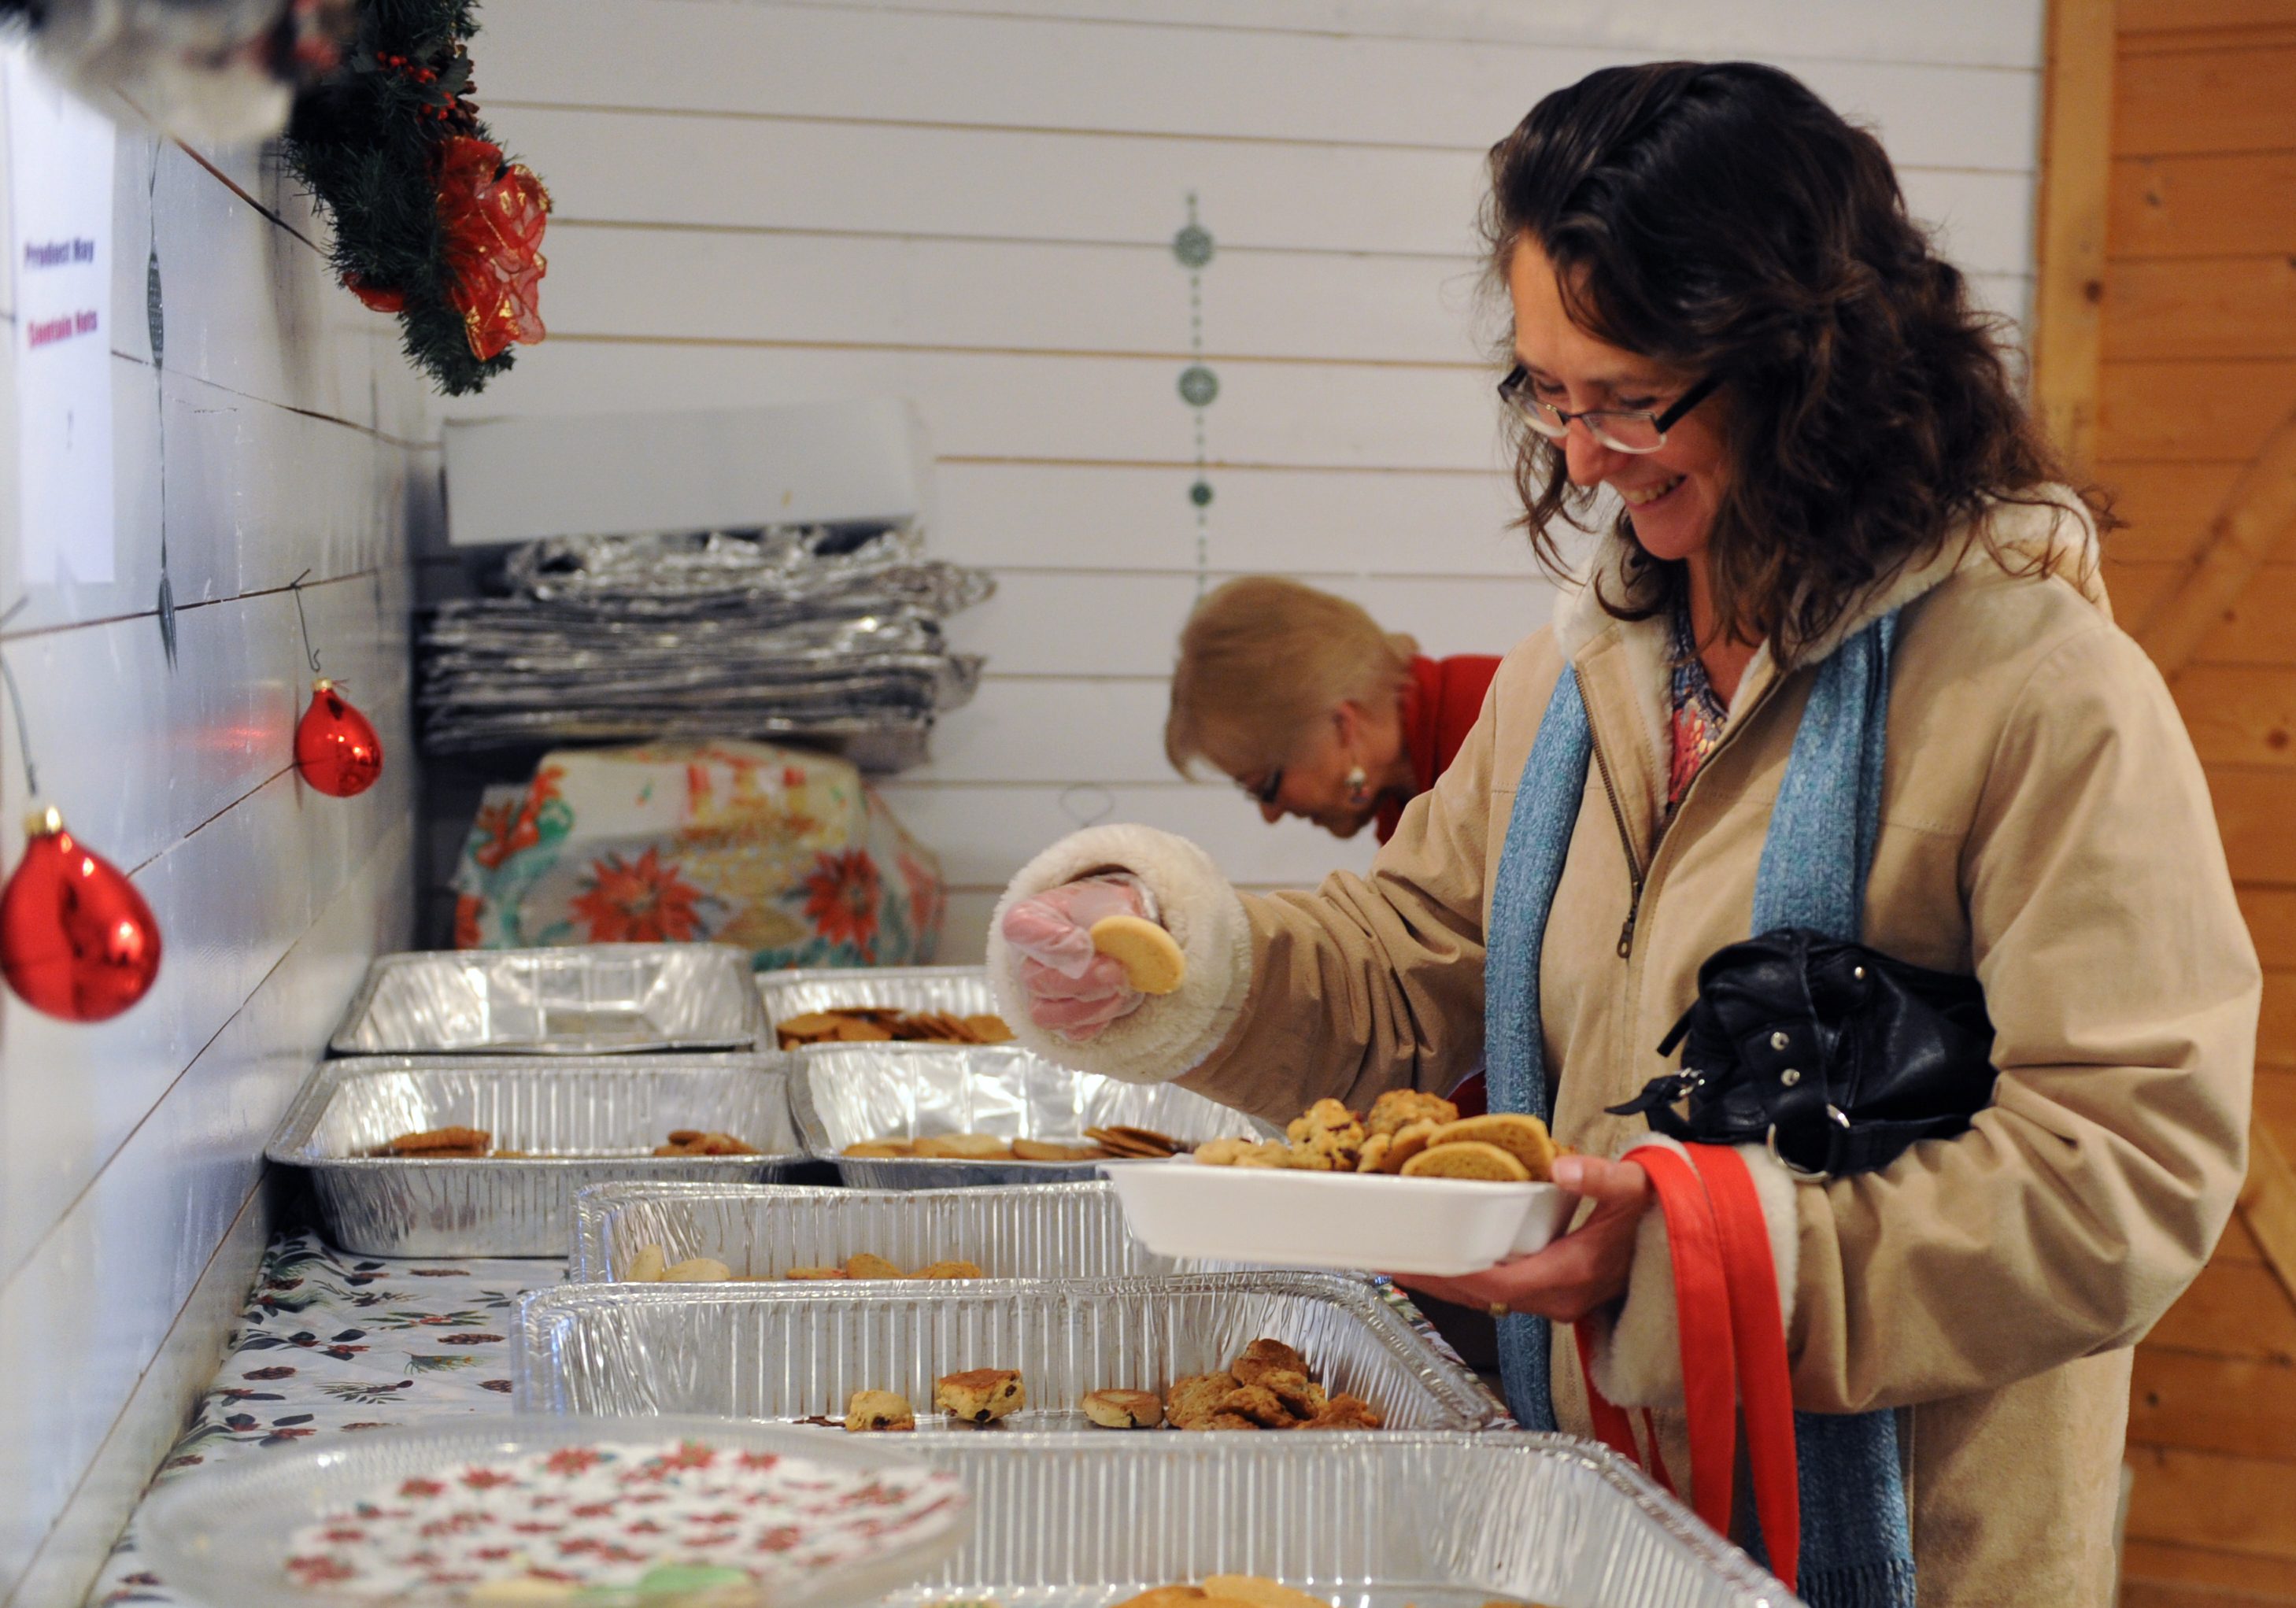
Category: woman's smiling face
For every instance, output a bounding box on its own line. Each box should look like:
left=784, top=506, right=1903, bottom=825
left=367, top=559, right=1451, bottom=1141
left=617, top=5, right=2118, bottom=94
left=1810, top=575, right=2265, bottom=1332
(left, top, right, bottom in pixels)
left=1505, top=237, right=1728, bottom=564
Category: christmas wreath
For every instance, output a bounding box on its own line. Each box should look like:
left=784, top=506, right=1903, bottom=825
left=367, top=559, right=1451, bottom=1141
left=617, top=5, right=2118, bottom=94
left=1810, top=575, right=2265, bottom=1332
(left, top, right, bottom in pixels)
left=283, top=0, right=548, bottom=394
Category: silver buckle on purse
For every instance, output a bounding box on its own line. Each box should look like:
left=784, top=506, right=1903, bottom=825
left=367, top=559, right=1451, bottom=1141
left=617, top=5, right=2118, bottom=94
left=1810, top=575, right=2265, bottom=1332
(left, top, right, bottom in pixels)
left=1765, top=1103, right=1850, bottom=1182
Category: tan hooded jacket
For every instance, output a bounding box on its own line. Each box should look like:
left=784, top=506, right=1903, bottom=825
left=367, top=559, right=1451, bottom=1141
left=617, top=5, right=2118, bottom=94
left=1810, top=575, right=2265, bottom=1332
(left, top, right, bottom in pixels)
left=989, top=493, right=2258, bottom=1606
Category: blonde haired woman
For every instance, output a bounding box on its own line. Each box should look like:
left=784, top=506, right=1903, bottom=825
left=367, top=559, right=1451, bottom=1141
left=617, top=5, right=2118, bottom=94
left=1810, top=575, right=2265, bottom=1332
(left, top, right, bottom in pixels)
left=1166, top=577, right=1500, bottom=844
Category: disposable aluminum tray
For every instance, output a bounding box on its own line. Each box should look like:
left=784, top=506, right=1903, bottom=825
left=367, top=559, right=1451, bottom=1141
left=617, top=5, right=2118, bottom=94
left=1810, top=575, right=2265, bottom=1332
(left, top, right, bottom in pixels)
left=330, top=944, right=768, bottom=1055
left=756, top=965, right=996, bottom=1039
left=265, top=1055, right=806, bottom=1256
left=571, top=1180, right=1191, bottom=1281
left=514, top=1272, right=1507, bottom=1432
left=891, top=1432, right=1795, bottom=1608
left=789, top=1043, right=1277, bottom=1187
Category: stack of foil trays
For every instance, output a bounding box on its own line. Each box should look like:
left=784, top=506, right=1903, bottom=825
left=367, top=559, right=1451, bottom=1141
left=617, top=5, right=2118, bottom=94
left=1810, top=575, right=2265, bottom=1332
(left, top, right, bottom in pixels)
left=418, top=525, right=992, bottom=767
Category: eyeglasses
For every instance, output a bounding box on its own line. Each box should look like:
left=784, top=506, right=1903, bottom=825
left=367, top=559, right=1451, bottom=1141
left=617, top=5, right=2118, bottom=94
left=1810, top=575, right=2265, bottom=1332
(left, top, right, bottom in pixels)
left=1239, top=768, right=1284, bottom=807
left=1497, top=366, right=1721, bottom=454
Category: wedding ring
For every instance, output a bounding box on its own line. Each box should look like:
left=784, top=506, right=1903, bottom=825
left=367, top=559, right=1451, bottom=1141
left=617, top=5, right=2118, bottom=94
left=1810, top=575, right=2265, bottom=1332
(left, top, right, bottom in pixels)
left=1487, top=1301, right=1510, bottom=1321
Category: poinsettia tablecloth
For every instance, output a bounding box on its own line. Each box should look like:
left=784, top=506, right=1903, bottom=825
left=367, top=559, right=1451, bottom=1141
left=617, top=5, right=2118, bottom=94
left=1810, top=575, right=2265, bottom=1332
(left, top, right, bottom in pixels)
left=87, top=1233, right=565, bottom=1606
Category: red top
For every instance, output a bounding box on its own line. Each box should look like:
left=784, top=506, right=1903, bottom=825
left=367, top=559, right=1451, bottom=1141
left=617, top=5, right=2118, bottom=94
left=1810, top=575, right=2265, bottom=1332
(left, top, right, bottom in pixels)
left=1374, top=654, right=1504, bottom=844
left=1373, top=654, right=1503, bottom=1118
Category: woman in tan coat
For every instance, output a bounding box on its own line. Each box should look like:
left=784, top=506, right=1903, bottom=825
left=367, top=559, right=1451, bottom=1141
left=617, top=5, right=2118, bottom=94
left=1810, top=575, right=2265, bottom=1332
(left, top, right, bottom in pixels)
left=992, top=61, right=2256, bottom=1606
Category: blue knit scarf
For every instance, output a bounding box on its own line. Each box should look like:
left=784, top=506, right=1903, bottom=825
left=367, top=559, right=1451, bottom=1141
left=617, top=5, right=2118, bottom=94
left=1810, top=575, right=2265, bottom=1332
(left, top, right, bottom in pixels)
left=1483, top=612, right=1917, bottom=1608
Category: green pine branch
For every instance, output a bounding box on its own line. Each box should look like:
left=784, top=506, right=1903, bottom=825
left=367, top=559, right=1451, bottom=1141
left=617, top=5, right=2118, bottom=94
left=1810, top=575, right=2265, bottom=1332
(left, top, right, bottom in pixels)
left=283, top=0, right=523, bottom=395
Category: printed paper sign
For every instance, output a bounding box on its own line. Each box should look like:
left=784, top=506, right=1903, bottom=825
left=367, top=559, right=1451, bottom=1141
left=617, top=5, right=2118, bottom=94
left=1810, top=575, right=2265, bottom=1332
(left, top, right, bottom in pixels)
left=6, top=45, right=116, bottom=586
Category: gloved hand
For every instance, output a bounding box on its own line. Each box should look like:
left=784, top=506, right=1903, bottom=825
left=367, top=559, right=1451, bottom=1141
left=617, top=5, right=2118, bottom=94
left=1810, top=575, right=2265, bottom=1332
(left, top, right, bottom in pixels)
left=1000, top=874, right=1160, bottom=1041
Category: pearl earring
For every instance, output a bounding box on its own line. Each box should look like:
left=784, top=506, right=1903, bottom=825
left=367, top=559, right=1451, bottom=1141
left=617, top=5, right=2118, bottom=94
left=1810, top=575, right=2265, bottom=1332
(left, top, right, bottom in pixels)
left=1344, top=765, right=1370, bottom=806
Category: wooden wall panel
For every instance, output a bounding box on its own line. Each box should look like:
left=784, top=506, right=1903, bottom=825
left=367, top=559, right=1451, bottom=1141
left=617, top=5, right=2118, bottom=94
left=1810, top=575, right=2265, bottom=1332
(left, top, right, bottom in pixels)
left=818, top=0, right=2051, bottom=65
left=2128, top=1349, right=2296, bottom=1460
left=2113, top=42, right=2296, bottom=156
left=2118, top=0, right=2296, bottom=30
left=475, top=0, right=2041, bottom=171
left=2147, top=1261, right=2296, bottom=1360
left=2099, top=462, right=2248, bottom=563
left=2100, top=5, right=2296, bottom=1590
left=2110, top=153, right=2296, bottom=261
left=509, top=109, right=2040, bottom=277
left=2106, top=259, right=2296, bottom=362
left=2255, top=1066, right=2296, bottom=1129
left=2095, top=564, right=2296, bottom=665
left=2174, top=668, right=2296, bottom=767
left=2204, top=771, right=2296, bottom=884
left=2033, top=0, right=2117, bottom=467
left=2129, top=1447, right=2296, bottom=1558
left=454, top=340, right=1503, bottom=470
left=2125, top=1543, right=2296, bottom=1602
left=2239, top=889, right=2296, bottom=967
left=2095, top=360, right=2296, bottom=464
left=2259, top=984, right=2296, bottom=1067
left=948, top=572, right=1552, bottom=678
left=931, top=462, right=1530, bottom=577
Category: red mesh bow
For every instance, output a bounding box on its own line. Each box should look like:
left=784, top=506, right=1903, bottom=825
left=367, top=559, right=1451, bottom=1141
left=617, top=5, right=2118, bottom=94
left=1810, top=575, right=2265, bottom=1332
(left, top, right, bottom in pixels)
left=435, top=136, right=551, bottom=361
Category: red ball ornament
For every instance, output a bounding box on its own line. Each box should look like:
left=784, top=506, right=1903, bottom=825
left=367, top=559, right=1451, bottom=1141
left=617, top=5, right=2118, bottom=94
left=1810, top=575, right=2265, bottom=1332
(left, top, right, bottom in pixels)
left=0, top=807, right=164, bottom=1022
left=295, top=678, right=384, bottom=798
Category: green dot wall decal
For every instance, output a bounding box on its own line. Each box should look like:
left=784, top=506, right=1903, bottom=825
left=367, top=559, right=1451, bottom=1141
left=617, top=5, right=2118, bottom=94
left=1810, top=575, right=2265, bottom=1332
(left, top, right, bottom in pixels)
left=1173, top=223, right=1215, bottom=269
left=1176, top=194, right=1218, bottom=593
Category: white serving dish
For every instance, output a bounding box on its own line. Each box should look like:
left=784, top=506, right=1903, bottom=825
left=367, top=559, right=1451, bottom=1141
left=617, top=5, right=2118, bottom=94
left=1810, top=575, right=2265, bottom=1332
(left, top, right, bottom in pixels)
left=1102, top=1158, right=1579, bottom=1277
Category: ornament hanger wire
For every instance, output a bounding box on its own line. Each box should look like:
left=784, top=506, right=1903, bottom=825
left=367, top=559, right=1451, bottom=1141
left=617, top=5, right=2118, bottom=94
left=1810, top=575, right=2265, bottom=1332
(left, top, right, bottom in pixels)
left=0, top=597, right=39, bottom=797
left=290, top=569, right=324, bottom=674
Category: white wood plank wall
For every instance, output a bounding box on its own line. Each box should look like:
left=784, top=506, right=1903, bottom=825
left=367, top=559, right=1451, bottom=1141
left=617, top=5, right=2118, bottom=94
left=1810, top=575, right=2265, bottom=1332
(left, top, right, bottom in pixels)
left=0, top=106, right=432, bottom=1601
left=442, top=0, right=2046, bottom=960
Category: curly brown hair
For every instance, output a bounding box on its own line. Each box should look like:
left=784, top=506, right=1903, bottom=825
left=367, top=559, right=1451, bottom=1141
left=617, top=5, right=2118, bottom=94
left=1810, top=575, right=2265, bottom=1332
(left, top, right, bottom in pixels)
left=1484, top=61, right=2106, bottom=658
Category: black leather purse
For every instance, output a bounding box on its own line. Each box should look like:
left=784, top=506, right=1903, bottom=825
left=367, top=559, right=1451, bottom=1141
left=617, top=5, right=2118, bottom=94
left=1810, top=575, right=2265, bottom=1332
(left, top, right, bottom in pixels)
left=1606, top=927, right=1998, bottom=1177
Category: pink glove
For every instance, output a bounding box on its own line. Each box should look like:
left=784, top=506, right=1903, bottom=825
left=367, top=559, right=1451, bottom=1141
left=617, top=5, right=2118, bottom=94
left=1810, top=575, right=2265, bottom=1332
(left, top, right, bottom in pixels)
left=1000, top=874, right=1159, bottom=1041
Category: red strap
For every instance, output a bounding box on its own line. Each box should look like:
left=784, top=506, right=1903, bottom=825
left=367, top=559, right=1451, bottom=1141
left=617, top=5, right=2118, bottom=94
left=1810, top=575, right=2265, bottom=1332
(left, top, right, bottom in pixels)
left=1685, top=1146, right=1802, bottom=1596
left=1573, top=1318, right=1643, bottom=1463
left=1623, top=1145, right=1738, bottom=1540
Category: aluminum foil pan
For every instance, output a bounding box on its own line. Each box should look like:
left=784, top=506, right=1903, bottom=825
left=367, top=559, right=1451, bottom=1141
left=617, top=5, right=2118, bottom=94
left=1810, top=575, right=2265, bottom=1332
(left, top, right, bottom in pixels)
left=331, top=944, right=769, bottom=1055
left=788, top=1043, right=1279, bottom=1187
left=564, top=1183, right=1520, bottom=1429
left=265, top=1055, right=806, bottom=1257
left=889, top=1432, right=1796, bottom=1608
left=756, top=966, right=998, bottom=1040
left=515, top=1272, right=1506, bottom=1432
left=571, top=1181, right=1189, bottom=1281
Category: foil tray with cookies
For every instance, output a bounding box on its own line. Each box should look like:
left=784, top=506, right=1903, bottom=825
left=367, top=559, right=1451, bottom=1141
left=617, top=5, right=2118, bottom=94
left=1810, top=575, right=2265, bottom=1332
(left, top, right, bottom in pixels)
left=331, top=943, right=770, bottom=1055
left=881, top=1432, right=1796, bottom=1608
left=756, top=964, right=1000, bottom=1041
left=512, top=1272, right=1507, bottom=1432
left=264, top=1055, right=807, bottom=1256
left=1104, top=1092, right=1579, bottom=1277
left=787, top=1042, right=1278, bottom=1188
